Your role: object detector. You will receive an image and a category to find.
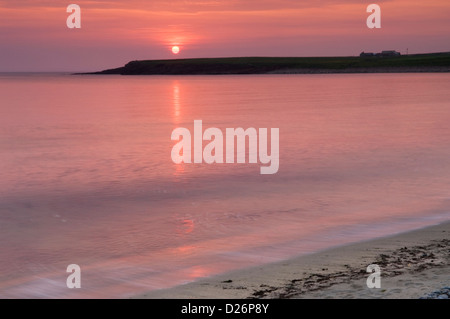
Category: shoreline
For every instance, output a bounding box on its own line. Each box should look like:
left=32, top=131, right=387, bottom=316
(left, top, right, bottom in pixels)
left=267, top=66, right=450, bottom=74
left=83, top=53, right=450, bottom=75
left=135, top=221, right=449, bottom=299
left=78, top=66, right=450, bottom=76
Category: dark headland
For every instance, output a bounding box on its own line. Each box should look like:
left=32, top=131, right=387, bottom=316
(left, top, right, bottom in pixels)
left=85, top=52, right=450, bottom=75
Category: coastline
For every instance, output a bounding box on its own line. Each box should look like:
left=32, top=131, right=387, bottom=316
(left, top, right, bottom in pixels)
left=135, top=221, right=449, bottom=299
left=83, top=52, right=450, bottom=75
left=267, top=66, right=450, bottom=74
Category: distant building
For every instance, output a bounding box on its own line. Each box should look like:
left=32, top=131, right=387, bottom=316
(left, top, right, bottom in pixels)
left=360, top=52, right=375, bottom=57
left=381, top=50, right=401, bottom=56
left=360, top=50, right=401, bottom=57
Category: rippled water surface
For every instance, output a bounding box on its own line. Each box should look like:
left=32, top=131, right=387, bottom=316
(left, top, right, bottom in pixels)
left=1, top=73, right=449, bottom=298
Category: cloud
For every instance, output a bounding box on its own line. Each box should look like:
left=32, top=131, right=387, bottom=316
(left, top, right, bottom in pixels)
left=0, top=0, right=393, bottom=12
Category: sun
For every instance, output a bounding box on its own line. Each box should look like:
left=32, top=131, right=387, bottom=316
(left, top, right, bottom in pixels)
left=171, top=46, right=180, bottom=54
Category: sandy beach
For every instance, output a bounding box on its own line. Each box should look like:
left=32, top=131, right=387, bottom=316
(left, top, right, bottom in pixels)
left=137, top=221, right=449, bottom=299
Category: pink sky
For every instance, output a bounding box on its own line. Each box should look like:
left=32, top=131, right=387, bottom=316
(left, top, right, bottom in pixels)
left=0, top=0, right=449, bottom=71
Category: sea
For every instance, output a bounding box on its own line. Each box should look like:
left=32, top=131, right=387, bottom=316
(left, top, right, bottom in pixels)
left=1, top=73, right=449, bottom=298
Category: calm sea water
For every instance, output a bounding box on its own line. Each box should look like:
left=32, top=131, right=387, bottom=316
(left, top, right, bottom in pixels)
left=1, top=73, right=449, bottom=298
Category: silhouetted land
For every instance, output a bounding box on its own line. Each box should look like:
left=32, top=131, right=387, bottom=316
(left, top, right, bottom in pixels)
left=85, top=52, right=450, bottom=75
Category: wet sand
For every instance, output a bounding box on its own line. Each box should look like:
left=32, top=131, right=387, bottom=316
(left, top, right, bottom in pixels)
left=136, top=221, right=449, bottom=299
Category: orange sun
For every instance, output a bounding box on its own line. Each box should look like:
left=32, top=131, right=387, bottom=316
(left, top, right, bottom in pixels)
left=171, top=46, right=180, bottom=54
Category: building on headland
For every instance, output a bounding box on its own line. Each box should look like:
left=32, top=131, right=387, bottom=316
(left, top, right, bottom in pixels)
left=380, top=50, right=401, bottom=56
left=360, top=52, right=375, bottom=57
left=360, top=50, right=401, bottom=57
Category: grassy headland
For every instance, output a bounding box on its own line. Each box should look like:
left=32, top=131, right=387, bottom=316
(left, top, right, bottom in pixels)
left=88, top=52, right=450, bottom=75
